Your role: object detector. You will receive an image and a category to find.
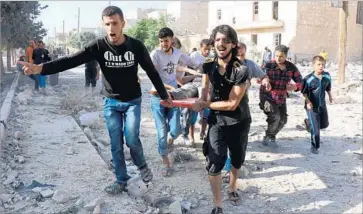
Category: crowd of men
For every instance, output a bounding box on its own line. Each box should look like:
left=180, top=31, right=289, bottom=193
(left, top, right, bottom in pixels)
left=18, top=5, right=334, bottom=214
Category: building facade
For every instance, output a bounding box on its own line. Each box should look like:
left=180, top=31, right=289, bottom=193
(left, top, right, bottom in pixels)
left=167, top=1, right=209, bottom=35
left=207, top=1, right=362, bottom=61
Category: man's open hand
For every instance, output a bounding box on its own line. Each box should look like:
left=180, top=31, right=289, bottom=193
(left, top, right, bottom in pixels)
left=17, top=61, right=42, bottom=75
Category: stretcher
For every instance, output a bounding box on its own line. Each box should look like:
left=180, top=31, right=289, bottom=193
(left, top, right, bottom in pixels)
left=160, top=98, right=198, bottom=108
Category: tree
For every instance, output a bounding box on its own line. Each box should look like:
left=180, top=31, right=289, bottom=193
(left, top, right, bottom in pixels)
left=126, top=14, right=175, bottom=52
left=68, top=32, right=97, bottom=50
left=1, top=1, right=47, bottom=73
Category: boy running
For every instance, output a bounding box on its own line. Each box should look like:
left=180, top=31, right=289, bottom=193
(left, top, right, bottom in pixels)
left=301, top=55, right=333, bottom=154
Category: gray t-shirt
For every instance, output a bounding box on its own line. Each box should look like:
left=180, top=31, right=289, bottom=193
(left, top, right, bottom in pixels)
left=242, top=59, right=266, bottom=80
left=150, top=48, right=201, bottom=89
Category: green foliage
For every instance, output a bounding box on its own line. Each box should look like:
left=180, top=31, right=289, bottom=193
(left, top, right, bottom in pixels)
left=126, top=14, right=175, bottom=52
left=68, top=32, right=97, bottom=50
left=1, top=1, right=48, bottom=49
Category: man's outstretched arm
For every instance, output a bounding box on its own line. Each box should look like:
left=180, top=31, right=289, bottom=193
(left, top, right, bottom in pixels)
left=18, top=41, right=97, bottom=76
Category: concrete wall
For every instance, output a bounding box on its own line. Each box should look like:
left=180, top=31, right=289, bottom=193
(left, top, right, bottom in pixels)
left=295, top=1, right=362, bottom=61
left=167, top=1, right=208, bottom=35
left=177, top=34, right=210, bottom=54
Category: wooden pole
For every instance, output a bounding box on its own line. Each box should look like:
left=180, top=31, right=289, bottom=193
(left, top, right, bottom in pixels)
left=338, top=1, right=348, bottom=84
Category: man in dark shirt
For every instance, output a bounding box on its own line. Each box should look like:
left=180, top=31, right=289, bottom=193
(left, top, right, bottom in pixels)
left=84, top=60, right=100, bottom=93
left=192, top=25, right=250, bottom=214
left=18, top=6, right=172, bottom=195
left=31, top=41, right=51, bottom=92
left=259, top=45, right=303, bottom=148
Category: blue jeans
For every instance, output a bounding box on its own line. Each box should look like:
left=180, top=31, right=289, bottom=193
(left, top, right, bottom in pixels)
left=103, top=97, right=147, bottom=185
left=151, top=95, right=181, bottom=156
left=181, top=108, right=198, bottom=137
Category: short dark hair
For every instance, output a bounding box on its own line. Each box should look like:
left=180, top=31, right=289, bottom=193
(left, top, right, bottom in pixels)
left=102, top=6, right=124, bottom=20
left=312, top=55, right=326, bottom=64
left=200, top=39, right=211, bottom=47
left=210, top=25, right=238, bottom=57
left=237, top=42, right=247, bottom=51
left=158, top=27, right=174, bottom=39
left=37, top=40, right=44, bottom=44
left=275, top=45, right=289, bottom=55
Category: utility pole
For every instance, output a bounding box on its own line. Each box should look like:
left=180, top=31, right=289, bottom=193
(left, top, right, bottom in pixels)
left=77, top=7, right=80, bottom=33
left=338, top=1, right=348, bottom=84
left=62, top=20, right=66, bottom=53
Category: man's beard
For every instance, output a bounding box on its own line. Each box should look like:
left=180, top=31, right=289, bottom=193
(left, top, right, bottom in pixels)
left=217, top=49, right=232, bottom=60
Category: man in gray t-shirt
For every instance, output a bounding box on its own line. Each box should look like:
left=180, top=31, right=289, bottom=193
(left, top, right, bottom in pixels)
left=150, top=27, right=201, bottom=177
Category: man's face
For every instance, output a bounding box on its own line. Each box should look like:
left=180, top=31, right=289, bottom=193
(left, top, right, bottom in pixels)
left=159, top=36, right=173, bottom=53
left=237, top=46, right=246, bottom=61
left=172, top=38, right=181, bottom=49
left=274, top=51, right=287, bottom=64
left=313, top=60, right=325, bottom=74
left=102, top=14, right=125, bottom=44
left=214, top=32, right=235, bottom=60
left=200, top=44, right=211, bottom=57
left=29, top=40, right=35, bottom=48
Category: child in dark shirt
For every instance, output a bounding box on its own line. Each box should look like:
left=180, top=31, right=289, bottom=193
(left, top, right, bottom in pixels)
left=301, top=55, right=333, bottom=154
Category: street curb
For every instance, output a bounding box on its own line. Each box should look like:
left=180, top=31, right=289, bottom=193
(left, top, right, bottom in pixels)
left=0, top=72, right=20, bottom=153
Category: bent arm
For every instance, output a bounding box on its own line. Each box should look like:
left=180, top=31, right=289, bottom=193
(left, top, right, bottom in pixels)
left=202, top=82, right=247, bottom=111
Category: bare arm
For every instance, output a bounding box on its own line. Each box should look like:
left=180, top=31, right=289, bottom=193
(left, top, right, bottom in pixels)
left=176, top=65, right=202, bottom=76
left=200, top=74, right=210, bottom=101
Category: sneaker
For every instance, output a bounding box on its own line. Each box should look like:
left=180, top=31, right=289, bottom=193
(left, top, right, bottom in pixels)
left=139, top=166, right=153, bottom=183
left=310, top=146, right=319, bottom=154
left=104, top=182, right=128, bottom=195
left=211, top=207, right=223, bottom=214
left=263, top=136, right=278, bottom=148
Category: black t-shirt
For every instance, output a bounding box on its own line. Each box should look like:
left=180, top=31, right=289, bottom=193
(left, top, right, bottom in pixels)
left=41, top=35, right=168, bottom=102
left=33, top=48, right=51, bottom=65
left=202, top=57, right=251, bottom=126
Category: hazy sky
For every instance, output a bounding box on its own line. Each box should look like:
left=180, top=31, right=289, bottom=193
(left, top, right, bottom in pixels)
left=37, top=1, right=167, bottom=37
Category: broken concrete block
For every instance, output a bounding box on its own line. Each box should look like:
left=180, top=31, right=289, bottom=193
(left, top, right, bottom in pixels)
left=84, top=198, right=105, bottom=211
left=52, top=190, right=70, bottom=204
left=168, top=201, right=182, bottom=214
left=40, top=189, right=54, bottom=198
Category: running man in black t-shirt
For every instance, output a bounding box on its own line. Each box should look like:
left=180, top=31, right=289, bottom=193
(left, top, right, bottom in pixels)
left=192, top=25, right=250, bottom=214
left=18, top=6, right=172, bottom=195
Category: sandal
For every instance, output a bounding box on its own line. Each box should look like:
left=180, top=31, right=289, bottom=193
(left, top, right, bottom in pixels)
left=139, top=166, right=153, bottom=183
left=211, top=207, right=223, bottom=214
left=228, top=191, right=241, bottom=206
left=104, top=182, right=128, bottom=195
left=161, top=167, right=173, bottom=177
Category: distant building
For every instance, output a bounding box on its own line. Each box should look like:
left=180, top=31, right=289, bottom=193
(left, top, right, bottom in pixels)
left=208, top=1, right=362, bottom=61
left=167, top=1, right=209, bottom=35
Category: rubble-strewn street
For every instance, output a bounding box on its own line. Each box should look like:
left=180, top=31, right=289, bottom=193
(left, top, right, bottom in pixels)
left=0, top=62, right=362, bottom=214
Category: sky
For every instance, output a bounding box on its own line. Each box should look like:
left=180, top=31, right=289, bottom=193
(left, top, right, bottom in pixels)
left=37, top=1, right=167, bottom=38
